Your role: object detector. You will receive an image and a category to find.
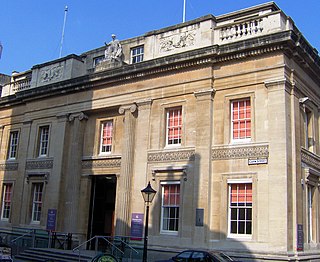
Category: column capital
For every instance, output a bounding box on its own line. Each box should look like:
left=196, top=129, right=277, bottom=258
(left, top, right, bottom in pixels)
left=68, top=112, right=88, bottom=122
left=119, top=104, right=137, bottom=115
left=194, top=89, right=216, bottom=100
left=136, top=99, right=152, bottom=111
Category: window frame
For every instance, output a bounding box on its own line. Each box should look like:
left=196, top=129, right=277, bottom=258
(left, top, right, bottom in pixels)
left=227, top=179, right=253, bottom=239
left=31, top=183, right=44, bottom=223
left=165, top=106, right=183, bottom=147
left=130, top=45, right=144, bottom=64
left=99, top=120, right=114, bottom=155
left=160, top=181, right=180, bottom=235
left=1, top=183, right=13, bottom=221
left=7, top=131, right=19, bottom=160
left=93, top=55, right=105, bottom=67
left=231, top=98, right=251, bottom=143
left=38, top=125, right=50, bottom=157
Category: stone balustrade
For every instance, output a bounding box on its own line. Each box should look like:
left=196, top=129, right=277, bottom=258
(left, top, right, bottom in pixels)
left=219, top=18, right=264, bottom=42
left=12, top=77, right=31, bottom=92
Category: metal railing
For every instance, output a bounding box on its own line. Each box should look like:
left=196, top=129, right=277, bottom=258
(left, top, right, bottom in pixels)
left=73, top=235, right=140, bottom=262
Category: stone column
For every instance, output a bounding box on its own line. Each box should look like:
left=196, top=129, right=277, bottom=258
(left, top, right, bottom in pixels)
left=193, top=89, right=215, bottom=245
left=115, top=104, right=137, bottom=236
left=62, top=112, right=88, bottom=234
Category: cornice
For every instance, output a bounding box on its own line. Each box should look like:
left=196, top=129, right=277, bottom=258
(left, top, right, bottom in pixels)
left=1, top=30, right=318, bottom=106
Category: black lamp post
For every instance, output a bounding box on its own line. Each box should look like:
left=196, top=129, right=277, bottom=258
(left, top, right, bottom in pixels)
left=141, top=182, right=157, bottom=262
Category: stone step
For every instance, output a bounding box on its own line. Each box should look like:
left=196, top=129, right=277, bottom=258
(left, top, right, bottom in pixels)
left=14, top=248, right=96, bottom=262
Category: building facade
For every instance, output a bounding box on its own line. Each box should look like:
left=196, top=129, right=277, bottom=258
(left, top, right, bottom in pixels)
left=0, top=2, right=320, bottom=261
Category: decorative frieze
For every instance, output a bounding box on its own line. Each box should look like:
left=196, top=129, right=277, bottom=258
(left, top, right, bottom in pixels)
left=82, top=158, right=121, bottom=169
left=40, top=65, right=63, bottom=83
left=26, top=159, right=53, bottom=170
left=0, top=162, right=18, bottom=171
left=212, top=144, right=269, bottom=160
left=148, top=149, right=195, bottom=162
left=301, top=148, right=320, bottom=172
left=160, top=30, right=196, bottom=52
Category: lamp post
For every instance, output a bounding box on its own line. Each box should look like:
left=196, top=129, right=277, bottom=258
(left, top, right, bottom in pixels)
left=141, top=182, right=157, bottom=262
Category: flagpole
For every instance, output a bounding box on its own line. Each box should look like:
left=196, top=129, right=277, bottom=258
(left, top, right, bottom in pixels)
left=183, top=0, right=186, bottom=22
left=59, top=6, right=68, bottom=58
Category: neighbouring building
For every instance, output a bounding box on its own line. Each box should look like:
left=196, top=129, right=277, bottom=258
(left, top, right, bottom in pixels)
left=0, top=2, right=320, bottom=261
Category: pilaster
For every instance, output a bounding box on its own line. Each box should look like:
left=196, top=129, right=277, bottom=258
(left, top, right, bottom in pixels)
left=62, top=112, right=88, bottom=234
left=193, top=89, right=215, bottom=245
left=115, top=104, right=137, bottom=236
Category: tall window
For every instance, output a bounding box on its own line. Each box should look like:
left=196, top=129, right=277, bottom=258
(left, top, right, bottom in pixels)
left=303, top=108, right=314, bottom=151
left=231, top=99, right=251, bottom=141
left=100, top=121, right=113, bottom=154
left=32, top=183, right=43, bottom=223
left=131, top=46, right=144, bottom=64
left=166, top=107, right=182, bottom=146
left=228, top=182, right=252, bottom=237
left=161, top=182, right=180, bottom=234
left=307, top=185, right=315, bottom=243
left=38, top=126, right=49, bottom=157
left=8, top=131, right=19, bottom=159
left=1, top=184, right=12, bottom=220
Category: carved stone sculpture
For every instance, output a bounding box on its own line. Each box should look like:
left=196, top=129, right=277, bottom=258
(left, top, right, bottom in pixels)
left=104, top=34, right=123, bottom=63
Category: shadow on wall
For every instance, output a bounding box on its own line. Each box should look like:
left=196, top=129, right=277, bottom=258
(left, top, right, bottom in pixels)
left=136, top=151, right=254, bottom=262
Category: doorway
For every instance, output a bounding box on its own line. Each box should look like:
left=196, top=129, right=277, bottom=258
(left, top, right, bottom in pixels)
left=88, top=175, right=117, bottom=240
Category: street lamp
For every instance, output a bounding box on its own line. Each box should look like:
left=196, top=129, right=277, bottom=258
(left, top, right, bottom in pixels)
left=141, top=182, right=157, bottom=262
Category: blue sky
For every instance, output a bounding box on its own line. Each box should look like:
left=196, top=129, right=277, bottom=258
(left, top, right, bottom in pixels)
left=1, top=0, right=319, bottom=75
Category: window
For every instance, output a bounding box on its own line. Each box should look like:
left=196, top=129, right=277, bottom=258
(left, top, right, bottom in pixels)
left=307, top=185, right=315, bottom=243
left=303, top=107, right=314, bottom=151
left=100, top=121, right=113, bottom=154
left=231, top=98, right=251, bottom=142
left=228, top=182, right=252, bottom=237
left=131, top=46, right=144, bottom=64
left=93, top=55, right=104, bottom=67
left=38, top=126, right=49, bottom=157
left=32, top=183, right=43, bottom=223
left=166, top=107, right=182, bottom=146
left=1, top=184, right=12, bottom=220
left=8, top=131, right=19, bottom=159
left=161, top=182, right=180, bottom=234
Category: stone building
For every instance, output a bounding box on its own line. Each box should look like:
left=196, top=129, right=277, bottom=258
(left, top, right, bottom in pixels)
left=0, top=2, right=320, bottom=261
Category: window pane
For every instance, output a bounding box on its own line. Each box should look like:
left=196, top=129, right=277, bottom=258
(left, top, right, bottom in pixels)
left=131, top=46, right=144, bottom=64
left=32, top=183, right=43, bottom=222
left=167, top=107, right=182, bottom=146
left=231, top=98, right=251, bottom=141
left=161, top=183, right=180, bottom=233
left=100, top=121, right=113, bottom=153
left=8, top=131, right=19, bottom=159
left=39, top=126, right=49, bottom=156
left=1, top=184, right=12, bottom=220
left=229, top=183, right=252, bottom=236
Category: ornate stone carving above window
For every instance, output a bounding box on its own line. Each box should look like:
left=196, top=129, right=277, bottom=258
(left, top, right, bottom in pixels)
left=148, top=149, right=195, bottom=162
left=301, top=148, right=320, bottom=172
left=26, top=159, right=53, bottom=170
left=82, top=157, right=121, bottom=169
left=212, top=144, right=269, bottom=160
left=0, top=162, right=18, bottom=171
left=26, top=172, right=49, bottom=184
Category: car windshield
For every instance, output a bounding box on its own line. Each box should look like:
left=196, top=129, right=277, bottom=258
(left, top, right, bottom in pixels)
left=211, top=252, right=234, bottom=262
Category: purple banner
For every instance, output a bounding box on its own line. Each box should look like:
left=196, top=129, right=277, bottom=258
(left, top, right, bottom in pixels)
left=46, top=209, right=57, bottom=231
left=130, top=213, right=144, bottom=240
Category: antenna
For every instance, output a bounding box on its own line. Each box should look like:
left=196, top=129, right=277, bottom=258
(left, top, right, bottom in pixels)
left=59, top=5, right=68, bottom=58
left=0, top=42, right=2, bottom=59
left=183, top=0, right=186, bottom=22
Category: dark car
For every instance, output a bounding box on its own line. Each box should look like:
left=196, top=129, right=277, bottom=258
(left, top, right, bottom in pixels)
left=156, top=249, right=237, bottom=262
